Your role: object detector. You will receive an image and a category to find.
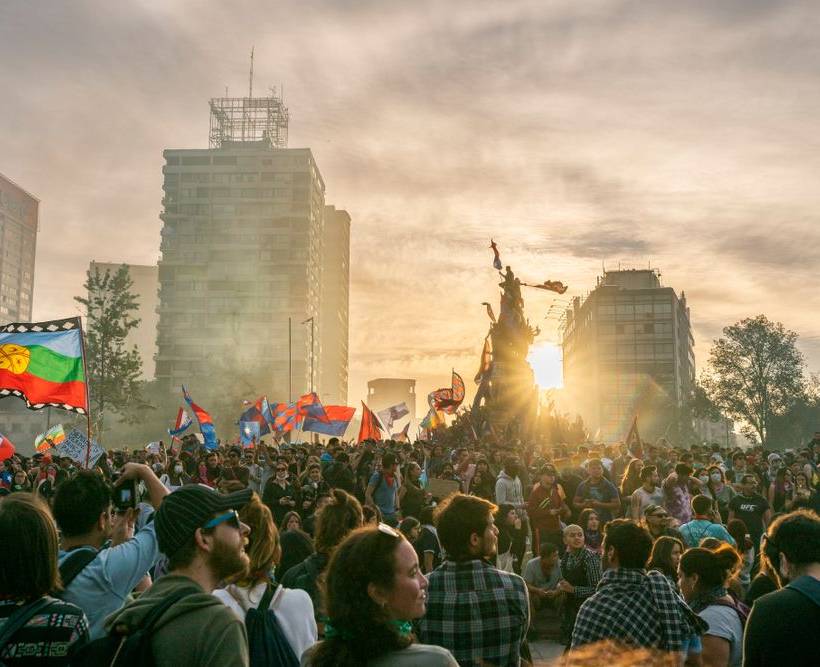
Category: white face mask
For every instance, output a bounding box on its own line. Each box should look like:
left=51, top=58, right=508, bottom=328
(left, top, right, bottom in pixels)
left=698, top=475, right=709, bottom=484
left=710, top=472, right=722, bottom=482
left=174, top=465, right=183, bottom=474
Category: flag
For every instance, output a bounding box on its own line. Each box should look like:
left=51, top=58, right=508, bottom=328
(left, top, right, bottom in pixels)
left=525, top=280, right=568, bottom=295
left=182, top=385, right=218, bottom=450
left=432, top=371, right=466, bottom=414
left=239, top=399, right=271, bottom=436
left=0, top=433, right=15, bottom=461
left=168, top=407, right=193, bottom=437
left=0, top=317, right=87, bottom=413
left=271, top=402, right=301, bottom=433
left=625, top=415, right=642, bottom=455
left=490, top=239, right=502, bottom=270
left=391, top=422, right=411, bottom=443
left=258, top=396, right=275, bottom=426
left=145, top=441, right=161, bottom=454
left=296, top=392, right=331, bottom=423
left=34, top=424, right=66, bottom=452
left=239, top=421, right=260, bottom=447
left=357, top=402, right=382, bottom=443
left=377, top=402, right=409, bottom=432
left=474, top=336, right=492, bottom=384
left=481, top=302, right=497, bottom=323
left=303, top=405, right=356, bottom=436
left=420, top=406, right=445, bottom=430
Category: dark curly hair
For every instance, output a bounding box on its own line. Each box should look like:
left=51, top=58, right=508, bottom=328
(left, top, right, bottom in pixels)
left=314, top=489, right=363, bottom=555
left=305, top=526, right=412, bottom=667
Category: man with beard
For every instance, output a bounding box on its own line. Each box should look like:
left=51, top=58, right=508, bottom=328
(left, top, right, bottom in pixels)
left=744, top=509, right=820, bottom=667
left=418, top=493, right=529, bottom=667
left=104, top=485, right=252, bottom=666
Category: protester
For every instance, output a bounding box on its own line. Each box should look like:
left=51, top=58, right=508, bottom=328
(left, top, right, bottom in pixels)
left=496, top=502, right=526, bottom=574
left=571, top=520, right=705, bottom=658
left=418, top=493, right=529, bottom=667
left=527, top=464, right=570, bottom=551
left=767, top=467, right=795, bottom=513
left=629, top=464, right=663, bottom=520
left=397, top=462, right=426, bottom=520
left=618, top=458, right=643, bottom=512
left=160, top=456, right=192, bottom=490
left=523, top=542, right=562, bottom=641
left=662, top=463, right=702, bottom=525
left=647, top=535, right=684, bottom=592
left=578, top=508, right=603, bottom=553
left=302, top=524, right=457, bottom=666
left=366, top=453, right=401, bottom=525
left=558, top=523, right=602, bottom=648
left=414, top=504, right=443, bottom=574
left=0, top=493, right=89, bottom=665
left=52, top=463, right=168, bottom=639
left=281, top=489, right=363, bottom=627
left=102, top=485, right=252, bottom=666
left=213, top=493, right=317, bottom=660
left=726, top=519, right=754, bottom=596
left=495, top=456, right=526, bottom=511
left=744, top=509, right=820, bottom=667
left=573, top=459, right=620, bottom=524
left=679, top=495, right=736, bottom=548
left=704, top=465, right=737, bottom=522
left=468, top=460, right=496, bottom=501
left=678, top=545, right=746, bottom=667
left=278, top=528, right=315, bottom=583
left=263, top=461, right=300, bottom=527
left=281, top=510, right=304, bottom=533
left=643, top=504, right=685, bottom=542
left=728, top=474, right=771, bottom=554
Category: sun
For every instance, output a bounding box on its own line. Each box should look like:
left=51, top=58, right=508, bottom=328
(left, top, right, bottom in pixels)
left=527, top=342, right=564, bottom=389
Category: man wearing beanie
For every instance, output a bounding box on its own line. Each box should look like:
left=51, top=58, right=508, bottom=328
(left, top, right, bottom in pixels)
left=103, top=485, right=253, bottom=666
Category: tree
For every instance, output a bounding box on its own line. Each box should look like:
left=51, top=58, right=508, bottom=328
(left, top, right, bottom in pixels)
left=74, top=265, right=150, bottom=440
left=702, top=315, right=805, bottom=448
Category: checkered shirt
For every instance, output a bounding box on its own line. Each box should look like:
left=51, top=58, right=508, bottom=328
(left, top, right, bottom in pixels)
left=571, top=568, right=707, bottom=652
left=418, top=559, right=530, bottom=667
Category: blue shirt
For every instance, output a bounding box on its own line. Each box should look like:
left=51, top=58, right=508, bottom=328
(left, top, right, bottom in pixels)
left=679, top=519, right=737, bottom=549
left=369, top=471, right=399, bottom=516
left=58, top=520, right=160, bottom=639
left=574, top=478, right=620, bottom=523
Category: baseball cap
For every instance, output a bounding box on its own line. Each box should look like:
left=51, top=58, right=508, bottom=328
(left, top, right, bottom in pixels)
left=155, top=485, right=252, bottom=557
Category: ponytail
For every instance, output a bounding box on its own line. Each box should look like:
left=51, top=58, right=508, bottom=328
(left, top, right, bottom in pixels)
left=680, top=544, right=741, bottom=590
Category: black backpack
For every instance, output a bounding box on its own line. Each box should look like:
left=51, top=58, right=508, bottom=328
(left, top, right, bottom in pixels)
left=57, top=548, right=99, bottom=594
left=0, top=598, right=52, bottom=667
left=245, top=583, right=299, bottom=667
left=69, top=586, right=200, bottom=667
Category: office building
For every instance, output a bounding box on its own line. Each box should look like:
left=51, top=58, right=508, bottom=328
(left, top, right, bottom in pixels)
left=0, top=173, right=38, bottom=323
left=319, top=206, right=350, bottom=406
left=89, top=262, right=158, bottom=380
left=561, top=269, right=695, bottom=442
left=155, top=93, right=326, bottom=415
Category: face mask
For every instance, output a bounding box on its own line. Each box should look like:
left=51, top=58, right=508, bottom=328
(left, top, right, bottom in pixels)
left=174, top=465, right=183, bottom=474
left=698, top=475, right=709, bottom=484
left=710, top=472, right=722, bottom=482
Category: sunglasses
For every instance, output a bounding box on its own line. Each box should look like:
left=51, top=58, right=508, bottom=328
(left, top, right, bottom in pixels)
left=202, top=509, right=241, bottom=531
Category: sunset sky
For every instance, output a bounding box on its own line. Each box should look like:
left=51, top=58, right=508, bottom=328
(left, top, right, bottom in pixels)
left=3, top=0, right=820, bottom=413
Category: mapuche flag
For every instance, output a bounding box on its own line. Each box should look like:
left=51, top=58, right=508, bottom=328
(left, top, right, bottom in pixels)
left=0, top=317, right=87, bottom=413
left=357, top=401, right=382, bottom=443
left=182, top=386, right=218, bottom=450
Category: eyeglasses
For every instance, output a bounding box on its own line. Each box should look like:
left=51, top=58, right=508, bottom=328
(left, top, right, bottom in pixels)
left=378, top=522, right=400, bottom=538
left=202, top=510, right=241, bottom=531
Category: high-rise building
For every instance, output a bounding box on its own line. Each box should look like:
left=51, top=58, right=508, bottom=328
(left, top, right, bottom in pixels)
left=155, top=94, right=326, bottom=419
left=320, top=206, right=350, bottom=406
left=561, top=269, right=695, bottom=442
left=0, top=173, right=38, bottom=324
left=89, top=262, right=159, bottom=380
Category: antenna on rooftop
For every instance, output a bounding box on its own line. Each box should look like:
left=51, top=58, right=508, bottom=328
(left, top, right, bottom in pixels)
left=249, top=46, right=254, bottom=98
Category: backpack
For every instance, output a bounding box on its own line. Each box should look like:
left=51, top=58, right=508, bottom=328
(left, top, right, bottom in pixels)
left=70, top=586, right=200, bottom=666
left=245, top=584, right=299, bottom=667
left=0, top=598, right=52, bottom=667
left=57, top=548, right=99, bottom=594
left=711, top=597, right=751, bottom=628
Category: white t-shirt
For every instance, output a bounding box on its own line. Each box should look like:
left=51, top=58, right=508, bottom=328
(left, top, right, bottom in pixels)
left=631, top=486, right=664, bottom=519
left=699, top=604, right=743, bottom=667
left=214, top=581, right=317, bottom=660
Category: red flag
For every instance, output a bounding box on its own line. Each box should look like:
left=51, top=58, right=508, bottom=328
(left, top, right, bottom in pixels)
left=490, top=239, right=503, bottom=270
left=525, top=280, right=568, bottom=294
left=475, top=336, right=492, bottom=384
left=0, top=433, right=15, bottom=462
left=357, top=401, right=383, bottom=443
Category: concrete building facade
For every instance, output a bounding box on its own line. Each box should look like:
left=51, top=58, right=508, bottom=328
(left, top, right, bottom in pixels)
left=89, top=262, right=159, bottom=381
left=155, top=143, right=326, bottom=412
left=367, top=378, right=417, bottom=421
left=562, top=269, right=695, bottom=442
left=319, top=206, right=350, bottom=406
left=0, top=173, right=38, bottom=324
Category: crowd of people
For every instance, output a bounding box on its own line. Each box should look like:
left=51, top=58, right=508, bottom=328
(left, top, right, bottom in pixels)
left=1, top=432, right=819, bottom=666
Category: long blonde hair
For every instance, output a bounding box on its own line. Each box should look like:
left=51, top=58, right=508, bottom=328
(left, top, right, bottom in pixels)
left=235, top=493, right=280, bottom=586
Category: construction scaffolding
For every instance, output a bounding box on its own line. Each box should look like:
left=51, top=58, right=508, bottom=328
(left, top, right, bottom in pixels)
left=208, top=91, right=289, bottom=149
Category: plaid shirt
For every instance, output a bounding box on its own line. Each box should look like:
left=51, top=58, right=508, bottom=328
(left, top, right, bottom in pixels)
left=561, top=547, right=602, bottom=599
left=571, top=568, right=707, bottom=652
left=418, top=559, right=530, bottom=667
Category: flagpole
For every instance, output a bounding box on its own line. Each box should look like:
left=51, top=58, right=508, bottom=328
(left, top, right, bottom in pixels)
left=78, top=316, right=93, bottom=469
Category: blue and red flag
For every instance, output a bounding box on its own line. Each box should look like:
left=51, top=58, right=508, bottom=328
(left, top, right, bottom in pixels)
left=168, top=407, right=193, bottom=437
left=239, top=420, right=260, bottom=448
left=271, top=401, right=300, bottom=433
left=296, top=392, right=331, bottom=423
left=258, top=396, right=275, bottom=426
left=302, top=405, right=356, bottom=437
left=182, top=386, right=218, bottom=450
left=239, top=397, right=271, bottom=436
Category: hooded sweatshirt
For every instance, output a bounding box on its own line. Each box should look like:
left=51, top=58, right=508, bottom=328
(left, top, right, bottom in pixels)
left=104, top=574, right=248, bottom=667
left=495, top=471, right=524, bottom=508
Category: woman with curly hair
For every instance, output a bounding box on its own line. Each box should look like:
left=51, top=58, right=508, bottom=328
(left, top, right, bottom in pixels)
left=302, top=524, right=457, bottom=666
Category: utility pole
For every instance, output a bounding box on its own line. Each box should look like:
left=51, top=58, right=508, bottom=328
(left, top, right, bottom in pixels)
left=288, top=317, right=292, bottom=403
left=302, top=316, right=314, bottom=394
